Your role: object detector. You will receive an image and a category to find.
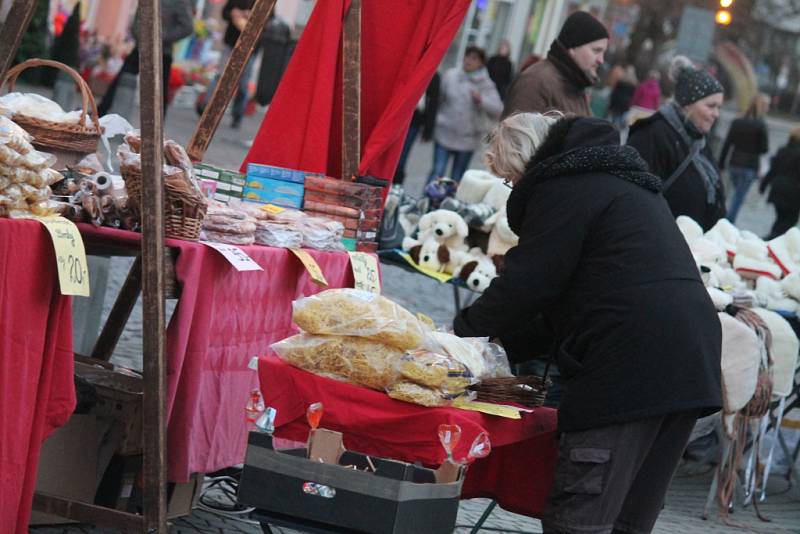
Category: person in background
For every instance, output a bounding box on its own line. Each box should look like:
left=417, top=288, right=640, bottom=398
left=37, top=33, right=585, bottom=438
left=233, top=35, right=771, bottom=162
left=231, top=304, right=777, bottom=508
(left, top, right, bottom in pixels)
left=631, top=69, right=662, bottom=111
left=503, top=11, right=609, bottom=117
left=760, top=127, right=800, bottom=238
left=606, top=65, right=637, bottom=132
left=487, top=40, right=514, bottom=101
left=454, top=112, right=721, bottom=534
left=97, top=0, right=194, bottom=117
left=427, top=46, right=501, bottom=184
left=393, top=73, right=440, bottom=185
left=719, top=93, right=770, bottom=223
left=196, top=0, right=257, bottom=128
left=628, top=56, right=726, bottom=231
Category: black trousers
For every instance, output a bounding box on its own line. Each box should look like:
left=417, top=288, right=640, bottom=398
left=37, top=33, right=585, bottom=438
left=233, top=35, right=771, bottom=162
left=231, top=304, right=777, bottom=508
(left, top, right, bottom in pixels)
left=97, top=46, right=173, bottom=117
left=543, top=410, right=700, bottom=534
left=769, top=201, right=800, bottom=239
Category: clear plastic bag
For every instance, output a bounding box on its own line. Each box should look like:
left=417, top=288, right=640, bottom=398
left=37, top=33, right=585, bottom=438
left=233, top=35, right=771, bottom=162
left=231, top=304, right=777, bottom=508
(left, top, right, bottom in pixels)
left=298, top=216, right=346, bottom=251
left=207, top=201, right=248, bottom=220
left=201, top=229, right=255, bottom=246
left=271, top=333, right=402, bottom=390
left=423, top=332, right=512, bottom=379
left=398, top=351, right=476, bottom=394
left=292, top=289, right=425, bottom=350
left=386, top=382, right=476, bottom=407
left=254, top=221, right=303, bottom=249
left=202, top=215, right=256, bottom=235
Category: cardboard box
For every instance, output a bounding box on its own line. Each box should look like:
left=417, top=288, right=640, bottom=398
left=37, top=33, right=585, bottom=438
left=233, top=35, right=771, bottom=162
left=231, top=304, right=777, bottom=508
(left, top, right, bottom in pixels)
left=194, top=163, right=223, bottom=181
left=247, top=163, right=310, bottom=184
left=243, top=187, right=304, bottom=209
left=244, top=176, right=305, bottom=196
left=239, top=431, right=463, bottom=534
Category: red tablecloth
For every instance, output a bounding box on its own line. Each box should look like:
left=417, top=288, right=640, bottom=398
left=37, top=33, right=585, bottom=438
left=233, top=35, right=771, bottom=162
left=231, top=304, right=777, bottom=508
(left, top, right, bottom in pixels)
left=0, top=219, right=76, bottom=533
left=78, top=225, right=356, bottom=482
left=258, top=356, right=558, bottom=518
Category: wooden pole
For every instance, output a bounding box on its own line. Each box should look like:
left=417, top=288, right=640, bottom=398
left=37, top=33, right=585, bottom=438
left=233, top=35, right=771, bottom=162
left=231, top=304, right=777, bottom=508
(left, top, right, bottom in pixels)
left=342, top=0, right=362, bottom=181
left=186, top=0, right=277, bottom=162
left=137, top=0, right=167, bottom=531
left=0, top=0, right=38, bottom=82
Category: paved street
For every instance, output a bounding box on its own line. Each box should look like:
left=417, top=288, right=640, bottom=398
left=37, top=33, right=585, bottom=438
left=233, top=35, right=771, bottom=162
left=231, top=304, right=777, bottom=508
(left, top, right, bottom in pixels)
left=33, top=89, right=800, bottom=532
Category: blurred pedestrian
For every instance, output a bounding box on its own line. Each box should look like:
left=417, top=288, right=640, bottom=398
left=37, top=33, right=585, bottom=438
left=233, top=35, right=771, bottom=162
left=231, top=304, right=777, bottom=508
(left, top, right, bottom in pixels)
left=196, top=0, right=258, bottom=129
left=393, top=72, right=440, bottom=185
left=427, top=46, right=501, bottom=184
left=503, top=11, right=608, bottom=117
left=628, top=56, right=726, bottom=230
left=455, top=113, right=721, bottom=534
left=607, top=65, right=637, bottom=132
left=97, top=0, right=193, bottom=117
left=760, top=127, right=800, bottom=238
left=487, top=40, right=514, bottom=101
left=631, top=69, right=662, bottom=111
left=719, top=93, right=770, bottom=223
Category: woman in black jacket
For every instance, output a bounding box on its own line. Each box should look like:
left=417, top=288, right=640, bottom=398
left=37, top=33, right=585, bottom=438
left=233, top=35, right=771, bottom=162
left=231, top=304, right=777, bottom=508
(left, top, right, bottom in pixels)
left=455, top=113, right=722, bottom=534
left=628, top=56, right=726, bottom=231
left=719, top=94, right=770, bottom=223
left=760, top=128, right=800, bottom=239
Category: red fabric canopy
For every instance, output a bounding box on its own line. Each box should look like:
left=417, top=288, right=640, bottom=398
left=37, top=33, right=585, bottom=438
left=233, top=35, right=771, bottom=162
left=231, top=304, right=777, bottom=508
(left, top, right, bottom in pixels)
left=242, top=0, right=470, bottom=181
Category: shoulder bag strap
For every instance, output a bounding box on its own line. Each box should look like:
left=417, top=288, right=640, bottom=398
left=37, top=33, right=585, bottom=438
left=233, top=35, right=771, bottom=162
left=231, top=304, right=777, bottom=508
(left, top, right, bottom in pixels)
left=662, top=140, right=703, bottom=193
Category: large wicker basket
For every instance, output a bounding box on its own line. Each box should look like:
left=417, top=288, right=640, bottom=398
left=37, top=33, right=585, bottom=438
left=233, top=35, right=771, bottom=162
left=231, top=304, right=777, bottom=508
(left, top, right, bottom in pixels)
left=123, top=166, right=206, bottom=241
left=468, top=375, right=550, bottom=408
left=2, top=59, right=102, bottom=154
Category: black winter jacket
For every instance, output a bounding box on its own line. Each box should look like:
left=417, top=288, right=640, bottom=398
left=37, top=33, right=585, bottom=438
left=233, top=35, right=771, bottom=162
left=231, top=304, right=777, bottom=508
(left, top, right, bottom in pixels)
left=628, top=110, right=726, bottom=231
left=454, top=117, right=722, bottom=432
left=719, top=117, right=769, bottom=171
left=762, top=140, right=800, bottom=207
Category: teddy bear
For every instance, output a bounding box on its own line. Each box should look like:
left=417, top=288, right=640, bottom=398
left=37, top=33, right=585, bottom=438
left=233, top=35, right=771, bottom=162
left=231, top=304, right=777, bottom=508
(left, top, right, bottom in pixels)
left=732, top=231, right=783, bottom=280
left=754, top=276, right=798, bottom=313
left=768, top=227, right=800, bottom=276
left=417, top=209, right=469, bottom=251
left=454, top=249, right=498, bottom=292
left=403, top=236, right=467, bottom=274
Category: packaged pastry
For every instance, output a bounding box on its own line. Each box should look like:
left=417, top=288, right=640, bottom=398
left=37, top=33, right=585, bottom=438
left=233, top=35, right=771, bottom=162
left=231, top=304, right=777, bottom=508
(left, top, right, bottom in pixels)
left=201, top=229, right=255, bottom=246
left=202, top=218, right=256, bottom=235
left=386, top=382, right=451, bottom=407
left=271, top=333, right=402, bottom=390
left=292, top=289, right=425, bottom=350
left=254, top=221, right=303, bottom=249
left=398, top=352, right=475, bottom=394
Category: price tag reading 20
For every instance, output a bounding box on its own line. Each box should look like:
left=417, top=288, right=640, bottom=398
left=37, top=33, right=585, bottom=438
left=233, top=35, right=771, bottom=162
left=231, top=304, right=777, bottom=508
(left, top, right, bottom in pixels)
left=348, top=251, right=380, bottom=294
left=36, top=216, right=91, bottom=296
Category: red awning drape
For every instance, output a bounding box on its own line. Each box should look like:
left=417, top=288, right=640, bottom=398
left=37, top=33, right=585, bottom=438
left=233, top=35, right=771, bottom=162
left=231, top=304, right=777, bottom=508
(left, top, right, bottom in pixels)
left=241, top=0, right=471, bottom=182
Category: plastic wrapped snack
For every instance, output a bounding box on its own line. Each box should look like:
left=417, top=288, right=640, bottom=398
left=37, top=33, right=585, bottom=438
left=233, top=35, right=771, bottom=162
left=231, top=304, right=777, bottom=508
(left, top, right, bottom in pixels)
left=386, top=382, right=451, bottom=407
left=399, top=352, right=476, bottom=394
left=292, top=289, right=425, bottom=350
left=202, top=229, right=255, bottom=245
left=207, top=201, right=248, bottom=220
left=254, top=221, right=303, bottom=249
left=202, top=218, right=256, bottom=235
left=423, top=332, right=512, bottom=379
left=0, top=176, right=10, bottom=190
left=271, top=333, right=402, bottom=390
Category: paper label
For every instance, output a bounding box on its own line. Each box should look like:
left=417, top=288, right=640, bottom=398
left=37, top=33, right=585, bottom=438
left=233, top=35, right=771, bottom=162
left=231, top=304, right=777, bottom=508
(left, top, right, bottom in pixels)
left=202, top=241, right=263, bottom=272
left=452, top=398, right=523, bottom=419
left=35, top=216, right=90, bottom=296
left=290, top=248, right=329, bottom=287
left=260, top=203, right=286, bottom=215
left=348, top=251, right=380, bottom=294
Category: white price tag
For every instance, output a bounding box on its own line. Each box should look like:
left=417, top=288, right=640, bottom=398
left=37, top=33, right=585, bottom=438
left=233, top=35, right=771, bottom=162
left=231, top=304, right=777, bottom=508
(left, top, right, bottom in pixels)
left=202, top=241, right=263, bottom=272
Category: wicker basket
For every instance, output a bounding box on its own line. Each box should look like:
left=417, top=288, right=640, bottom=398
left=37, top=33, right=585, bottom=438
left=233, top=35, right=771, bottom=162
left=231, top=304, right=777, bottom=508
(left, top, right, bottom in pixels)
left=2, top=59, right=102, bottom=154
left=123, top=166, right=206, bottom=241
left=468, top=376, right=550, bottom=408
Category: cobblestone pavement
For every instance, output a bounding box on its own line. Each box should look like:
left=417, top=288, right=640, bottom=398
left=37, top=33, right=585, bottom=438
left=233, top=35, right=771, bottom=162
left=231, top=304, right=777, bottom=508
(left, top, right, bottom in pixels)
left=40, top=93, right=800, bottom=532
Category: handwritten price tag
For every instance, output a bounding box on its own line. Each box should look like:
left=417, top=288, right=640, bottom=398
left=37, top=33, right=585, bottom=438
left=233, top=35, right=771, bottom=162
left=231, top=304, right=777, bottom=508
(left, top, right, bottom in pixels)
left=202, top=241, right=263, bottom=271
left=348, top=251, right=380, bottom=294
left=35, top=216, right=90, bottom=296
left=260, top=203, right=286, bottom=215
left=290, top=248, right=328, bottom=287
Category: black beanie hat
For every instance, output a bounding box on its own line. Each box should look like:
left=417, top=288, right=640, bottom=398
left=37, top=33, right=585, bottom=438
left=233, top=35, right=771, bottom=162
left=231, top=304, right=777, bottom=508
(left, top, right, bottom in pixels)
left=557, top=11, right=609, bottom=49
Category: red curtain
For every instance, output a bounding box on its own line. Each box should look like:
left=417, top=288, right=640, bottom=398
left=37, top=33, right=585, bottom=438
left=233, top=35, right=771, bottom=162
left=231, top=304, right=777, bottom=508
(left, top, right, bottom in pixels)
left=241, top=0, right=471, bottom=182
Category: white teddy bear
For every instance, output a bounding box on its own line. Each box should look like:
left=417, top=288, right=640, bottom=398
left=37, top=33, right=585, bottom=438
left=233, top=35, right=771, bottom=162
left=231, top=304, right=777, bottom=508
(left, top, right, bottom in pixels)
left=417, top=209, right=469, bottom=251
left=455, top=249, right=498, bottom=292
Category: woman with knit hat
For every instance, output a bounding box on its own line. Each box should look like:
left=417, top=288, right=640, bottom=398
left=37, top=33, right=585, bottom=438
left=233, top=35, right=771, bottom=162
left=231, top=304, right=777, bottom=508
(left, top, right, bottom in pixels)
left=628, top=56, right=726, bottom=230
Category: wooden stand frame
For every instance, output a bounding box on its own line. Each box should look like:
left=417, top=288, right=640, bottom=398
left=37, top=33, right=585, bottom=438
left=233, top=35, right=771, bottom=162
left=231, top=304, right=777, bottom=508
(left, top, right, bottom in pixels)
left=0, top=0, right=361, bottom=531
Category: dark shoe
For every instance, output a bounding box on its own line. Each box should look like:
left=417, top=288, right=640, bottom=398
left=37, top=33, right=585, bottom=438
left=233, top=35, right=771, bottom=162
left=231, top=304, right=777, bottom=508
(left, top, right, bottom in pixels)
left=231, top=116, right=242, bottom=129
left=195, top=102, right=205, bottom=117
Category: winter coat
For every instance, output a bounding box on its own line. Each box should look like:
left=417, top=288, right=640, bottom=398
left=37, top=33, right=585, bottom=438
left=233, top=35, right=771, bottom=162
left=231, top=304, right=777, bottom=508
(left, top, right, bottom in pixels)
left=719, top=117, right=769, bottom=171
left=502, top=40, right=591, bottom=118
left=761, top=140, right=800, bottom=208
left=627, top=106, right=726, bottom=231
left=132, top=0, right=194, bottom=53
left=434, top=67, right=502, bottom=152
left=631, top=78, right=661, bottom=111
left=410, top=72, right=440, bottom=142
left=454, top=117, right=722, bottom=432
left=487, top=55, right=513, bottom=100
left=223, top=0, right=256, bottom=48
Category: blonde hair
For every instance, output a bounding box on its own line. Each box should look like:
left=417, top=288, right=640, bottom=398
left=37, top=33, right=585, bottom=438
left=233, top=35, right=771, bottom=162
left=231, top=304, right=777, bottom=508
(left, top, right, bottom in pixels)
left=790, top=127, right=800, bottom=143
left=744, top=93, right=769, bottom=119
left=484, top=112, right=560, bottom=183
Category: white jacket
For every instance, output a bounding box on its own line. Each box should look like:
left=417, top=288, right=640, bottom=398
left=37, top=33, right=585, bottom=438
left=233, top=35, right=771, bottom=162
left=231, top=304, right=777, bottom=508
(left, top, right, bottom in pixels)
left=434, top=67, right=502, bottom=152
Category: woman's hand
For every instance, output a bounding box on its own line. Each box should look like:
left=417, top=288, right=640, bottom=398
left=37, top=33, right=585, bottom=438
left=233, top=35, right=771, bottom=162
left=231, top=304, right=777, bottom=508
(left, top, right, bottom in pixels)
left=471, top=90, right=482, bottom=106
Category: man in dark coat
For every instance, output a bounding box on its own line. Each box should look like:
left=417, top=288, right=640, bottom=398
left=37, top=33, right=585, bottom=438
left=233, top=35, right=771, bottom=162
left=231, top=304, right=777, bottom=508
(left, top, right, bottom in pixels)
left=455, top=114, right=722, bottom=533
left=502, top=11, right=608, bottom=117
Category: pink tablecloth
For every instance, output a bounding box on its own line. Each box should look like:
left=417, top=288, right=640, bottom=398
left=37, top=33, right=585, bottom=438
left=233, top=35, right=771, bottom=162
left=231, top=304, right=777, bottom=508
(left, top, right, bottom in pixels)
left=0, top=219, right=75, bottom=533
left=78, top=225, right=356, bottom=482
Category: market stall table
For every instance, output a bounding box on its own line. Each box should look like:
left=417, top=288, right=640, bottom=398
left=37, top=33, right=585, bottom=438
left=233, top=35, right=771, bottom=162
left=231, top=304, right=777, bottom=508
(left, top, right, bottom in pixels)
left=258, top=356, right=558, bottom=518
left=77, top=224, right=357, bottom=482
left=0, top=219, right=76, bottom=533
